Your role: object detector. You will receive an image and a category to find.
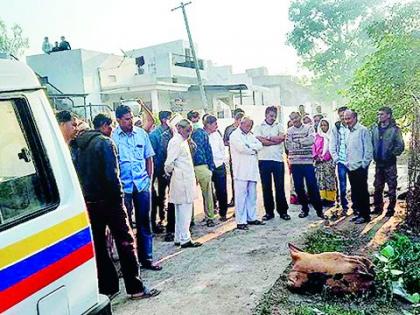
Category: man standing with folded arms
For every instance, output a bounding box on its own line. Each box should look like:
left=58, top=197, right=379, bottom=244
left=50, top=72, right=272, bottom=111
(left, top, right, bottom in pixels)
left=230, top=117, right=265, bottom=230
left=254, top=106, right=290, bottom=221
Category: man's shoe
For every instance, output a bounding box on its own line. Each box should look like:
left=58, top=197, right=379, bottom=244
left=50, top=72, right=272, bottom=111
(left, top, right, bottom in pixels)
left=129, top=288, right=160, bottom=300
left=227, top=200, right=235, bottom=207
left=350, top=215, right=360, bottom=222
left=219, top=216, right=228, bottom=222
left=247, top=220, right=266, bottom=225
left=141, top=263, right=162, bottom=271
left=342, top=209, right=348, bottom=216
left=236, top=224, right=249, bottom=230
left=107, top=291, right=120, bottom=301
left=152, top=225, right=165, bottom=234
left=279, top=213, right=291, bottom=221
left=181, top=241, right=202, bottom=248
left=298, top=211, right=309, bottom=218
left=262, top=214, right=275, bottom=221
left=164, top=233, right=174, bottom=242
left=174, top=242, right=180, bottom=246
left=206, top=219, right=215, bottom=227
left=354, top=217, right=370, bottom=224
left=316, top=212, right=326, bottom=219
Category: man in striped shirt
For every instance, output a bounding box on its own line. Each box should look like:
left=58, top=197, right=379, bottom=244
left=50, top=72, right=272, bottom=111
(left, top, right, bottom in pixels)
left=286, top=112, right=324, bottom=219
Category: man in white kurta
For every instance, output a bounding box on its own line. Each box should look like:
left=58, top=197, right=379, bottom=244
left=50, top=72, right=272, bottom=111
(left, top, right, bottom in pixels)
left=164, top=119, right=202, bottom=248
left=230, top=117, right=264, bottom=230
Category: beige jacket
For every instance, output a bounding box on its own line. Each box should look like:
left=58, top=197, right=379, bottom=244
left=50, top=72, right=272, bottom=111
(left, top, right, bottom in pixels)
left=164, top=133, right=196, bottom=204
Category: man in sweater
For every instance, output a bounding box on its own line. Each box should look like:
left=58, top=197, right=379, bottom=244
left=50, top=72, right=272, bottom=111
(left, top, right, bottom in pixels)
left=75, top=113, right=160, bottom=299
left=371, top=107, right=404, bottom=217
left=286, top=112, right=324, bottom=219
left=343, top=110, right=373, bottom=224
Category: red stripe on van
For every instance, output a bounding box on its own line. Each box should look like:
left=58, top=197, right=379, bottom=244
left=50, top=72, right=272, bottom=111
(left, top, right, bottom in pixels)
left=0, top=242, right=94, bottom=313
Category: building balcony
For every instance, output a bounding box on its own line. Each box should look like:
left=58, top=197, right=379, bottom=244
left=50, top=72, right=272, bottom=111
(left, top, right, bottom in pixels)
left=172, top=53, right=204, bottom=70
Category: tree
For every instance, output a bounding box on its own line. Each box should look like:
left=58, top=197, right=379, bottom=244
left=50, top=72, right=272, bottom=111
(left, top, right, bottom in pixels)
left=0, top=19, right=29, bottom=57
left=287, top=0, right=380, bottom=102
left=347, top=2, right=420, bottom=128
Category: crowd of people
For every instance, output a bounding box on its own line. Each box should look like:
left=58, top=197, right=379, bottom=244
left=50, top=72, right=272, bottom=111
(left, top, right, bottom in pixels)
left=55, top=102, right=404, bottom=300
left=42, top=36, right=71, bottom=54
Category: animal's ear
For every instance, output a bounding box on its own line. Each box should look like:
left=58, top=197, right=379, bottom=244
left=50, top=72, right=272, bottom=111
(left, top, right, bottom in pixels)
left=288, top=243, right=303, bottom=261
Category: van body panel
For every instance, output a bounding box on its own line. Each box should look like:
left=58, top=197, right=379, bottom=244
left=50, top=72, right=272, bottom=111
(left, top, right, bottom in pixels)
left=0, top=59, right=110, bottom=314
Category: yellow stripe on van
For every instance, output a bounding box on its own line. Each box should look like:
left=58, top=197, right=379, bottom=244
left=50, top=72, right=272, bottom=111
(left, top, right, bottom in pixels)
left=0, top=212, right=89, bottom=269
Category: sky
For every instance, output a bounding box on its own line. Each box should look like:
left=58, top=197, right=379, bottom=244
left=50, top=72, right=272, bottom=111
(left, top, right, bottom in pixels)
left=0, top=0, right=300, bottom=75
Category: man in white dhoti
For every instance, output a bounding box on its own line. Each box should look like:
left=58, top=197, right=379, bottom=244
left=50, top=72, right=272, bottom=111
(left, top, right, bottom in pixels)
left=230, top=117, right=265, bottom=230
left=164, top=119, right=202, bottom=248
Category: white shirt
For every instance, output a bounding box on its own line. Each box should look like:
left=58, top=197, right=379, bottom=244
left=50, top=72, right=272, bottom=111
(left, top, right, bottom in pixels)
left=254, top=120, right=285, bottom=162
left=164, top=133, right=196, bottom=204
left=208, top=131, right=226, bottom=168
left=230, top=128, right=263, bottom=182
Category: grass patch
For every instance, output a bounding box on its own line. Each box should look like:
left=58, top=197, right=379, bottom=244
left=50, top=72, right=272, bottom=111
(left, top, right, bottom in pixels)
left=292, top=304, right=364, bottom=315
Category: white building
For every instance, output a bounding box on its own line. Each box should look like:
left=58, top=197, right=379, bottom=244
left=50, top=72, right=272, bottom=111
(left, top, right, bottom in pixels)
left=27, top=40, right=319, bottom=120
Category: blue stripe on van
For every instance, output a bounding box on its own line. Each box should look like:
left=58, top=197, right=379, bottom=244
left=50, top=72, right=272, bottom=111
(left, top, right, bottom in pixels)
left=0, top=227, right=91, bottom=291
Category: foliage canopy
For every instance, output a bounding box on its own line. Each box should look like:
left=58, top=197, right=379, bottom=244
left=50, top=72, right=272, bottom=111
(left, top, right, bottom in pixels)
left=0, top=19, right=29, bottom=57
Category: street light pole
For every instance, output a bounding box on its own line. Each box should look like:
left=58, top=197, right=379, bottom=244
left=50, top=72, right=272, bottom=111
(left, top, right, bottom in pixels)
left=172, top=1, right=208, bottom=112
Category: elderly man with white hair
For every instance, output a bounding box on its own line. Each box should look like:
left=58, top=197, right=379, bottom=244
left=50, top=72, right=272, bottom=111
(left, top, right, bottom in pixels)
left=164, top=119, right=202, bottom=248
left=230, top=116, right=265, bottom=230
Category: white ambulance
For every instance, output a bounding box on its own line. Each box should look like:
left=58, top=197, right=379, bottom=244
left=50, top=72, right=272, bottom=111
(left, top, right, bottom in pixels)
left=0, top=56, right=111, bottom=314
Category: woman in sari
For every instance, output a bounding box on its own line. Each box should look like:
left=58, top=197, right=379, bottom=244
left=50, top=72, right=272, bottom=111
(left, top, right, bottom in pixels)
left=313, top=119, right=337, bottom=207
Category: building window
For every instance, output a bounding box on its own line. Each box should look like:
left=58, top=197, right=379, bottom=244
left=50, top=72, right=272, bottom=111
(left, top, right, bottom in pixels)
left=0, top=98, right=59, bottom=230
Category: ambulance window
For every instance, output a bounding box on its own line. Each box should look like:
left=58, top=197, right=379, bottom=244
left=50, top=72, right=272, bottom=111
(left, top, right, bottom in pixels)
left=0, top=98, right=58, bottom=230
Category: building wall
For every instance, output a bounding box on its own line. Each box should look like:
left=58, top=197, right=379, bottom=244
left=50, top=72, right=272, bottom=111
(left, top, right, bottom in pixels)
left=27, top=50, right=85, bottom=95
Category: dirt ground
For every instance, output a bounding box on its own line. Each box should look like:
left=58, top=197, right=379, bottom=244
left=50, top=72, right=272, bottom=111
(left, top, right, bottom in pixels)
left=111, top=178, right=326, bottom=315
left=111, top=163, right=408, bottom=315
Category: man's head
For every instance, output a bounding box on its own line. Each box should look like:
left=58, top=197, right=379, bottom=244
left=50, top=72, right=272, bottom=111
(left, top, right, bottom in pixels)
left=56, top=110, right=77, bottom=143
left=202, top=113, right=209, bottom=124
left=44, top=36, right=49, bottom=42
left=377, top=106, right=392, bottom=125
left=93, top=113, right=113, bottom=137
left=298, top=105, right=305, bottom=113
left=233, top=109, right=245, bottom=126
left=60, top=36, right=66, bottom=41
left=316, top=105, right=322, bottom=114
left=54, top=41, right=59, bottom=47
left=303, top=115, right=312, bottom=125
left=159, top=110, right=172, bottom=126
left=203, top=115, right=218, bottom=134
left=265, top=106, right=277, bottom=125
left=115, top=105, right=133, bottom=133
left=240, top=116, right=254, bottom=134
left=313, top=114, right=323, bottom=127
left=176, top=119, right=193, bottom=140
left=187, top=110, right=200, bottom=124
left=337, top=106, right=348, bottom=124
left=289, top=112, right=302, bottom=128
left=344, top=110, right=357, bottom=128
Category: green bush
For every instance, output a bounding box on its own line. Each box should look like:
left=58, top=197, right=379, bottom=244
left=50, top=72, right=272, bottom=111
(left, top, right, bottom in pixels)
left=293, top=304, right=364, bottom=315
left=374, top=234, right=420, bottom=304
left=303, top=229, right=352, bottom=254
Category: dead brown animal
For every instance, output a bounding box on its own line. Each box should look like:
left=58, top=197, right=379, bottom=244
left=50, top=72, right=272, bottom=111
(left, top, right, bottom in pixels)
left=287, top=243, right=375, bottom=295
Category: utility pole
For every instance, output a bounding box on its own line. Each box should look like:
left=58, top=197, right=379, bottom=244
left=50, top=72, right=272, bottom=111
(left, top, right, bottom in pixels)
left=172, top=1, right=208, bottom=112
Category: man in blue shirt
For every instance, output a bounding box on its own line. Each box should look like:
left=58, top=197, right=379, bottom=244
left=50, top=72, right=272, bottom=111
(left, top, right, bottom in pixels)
left=112, top=105, right=162, bottom=271
left=191, top=119, right=216, bottom=227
